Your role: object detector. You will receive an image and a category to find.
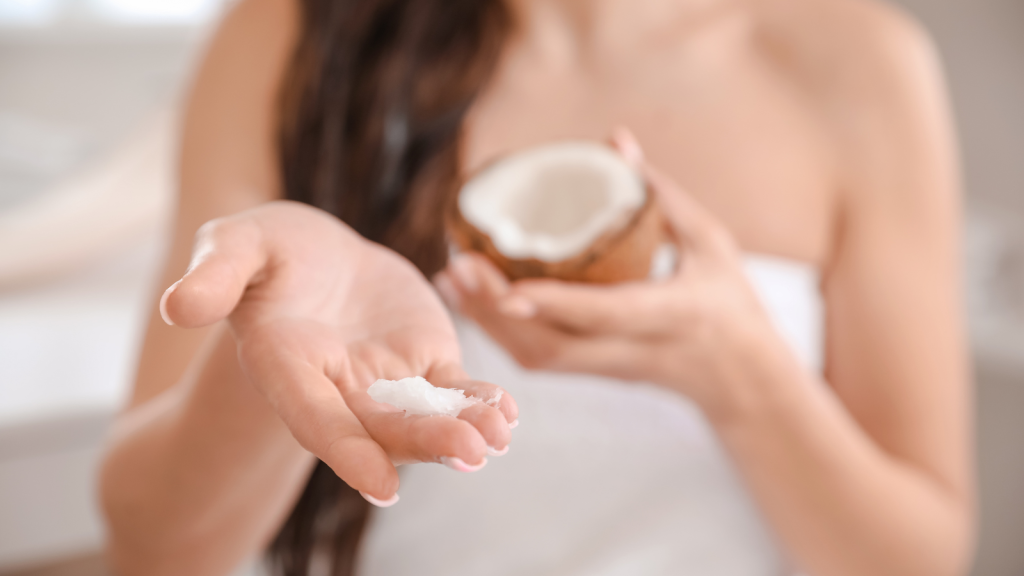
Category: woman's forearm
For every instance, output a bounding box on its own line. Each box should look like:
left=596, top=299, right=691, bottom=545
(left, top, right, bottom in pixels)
left=710, top=340, right=972, bottom=576
left=100, top=325, right=316, bottom=576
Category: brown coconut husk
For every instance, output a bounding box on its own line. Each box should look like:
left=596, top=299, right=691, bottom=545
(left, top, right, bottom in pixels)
left=447, top=173, right=664, bottom=284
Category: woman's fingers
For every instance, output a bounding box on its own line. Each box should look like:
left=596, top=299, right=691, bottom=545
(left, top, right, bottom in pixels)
left=448, top=250, right=678, bottom=337
left=340, top=359, right=512, bottom=465
left=426, top=362, right=516, bottom=452
left=237, top=328, right=400, bottom=502
left=483, top=315, right=656, bottom=380
left=424, top=361, right=518, bottom=426
left=449, top=252, right=510, bottom=302
left=643, top=164, right=736, bottom=261
left=433, top=271, right=462, bottom=311
left=342, top=389, right=490, bottom=467
left=161, top=215, right=267, bottom=328
left=609, top=126, right=735, bottom=263
left=543, top=335, right=657, bottom=380
left=162, top=200, right=365, bottom=330
left=337, top=355, right=507, bottom=466
left=456, top=402, right=512, bottom=455
left=501, top=279, right=676, bottom=336
left=456, top=379, right=519, bottom=426
left=449, top=272, right=662, bottom=379
left=610, top=126, right=645, bottom=168
left=441, top=378, right=515, bottom=452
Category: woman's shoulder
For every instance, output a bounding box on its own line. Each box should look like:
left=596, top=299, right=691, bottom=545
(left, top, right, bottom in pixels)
left=755, top=0, right=946, bottom=125
left=754, top=0, right=955, bottom=206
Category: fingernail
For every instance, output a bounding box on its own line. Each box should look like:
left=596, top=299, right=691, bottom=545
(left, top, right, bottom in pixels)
left=498, top=296, right=536, bottom=319
left=159, top=280, right=180, bottom=326
left=440, top=456, right=487, bottom=472
left=615, top=127, right=645, bottom=167
left=359, top=491, right=400, bottom=507
left=450, top=256, right=479, bottom=293
left=487, top=445, right=509, bottom=456
left=509, top=419, right=519, bottom=429
left=434, top=273, right=462, bottom=310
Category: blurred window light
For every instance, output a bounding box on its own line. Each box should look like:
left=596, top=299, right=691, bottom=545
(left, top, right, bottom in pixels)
left=0, top=0, right=230, bottom=26
left=90, top=0, right=225, bottom=24
left=0, top=0, right=59, bottom=24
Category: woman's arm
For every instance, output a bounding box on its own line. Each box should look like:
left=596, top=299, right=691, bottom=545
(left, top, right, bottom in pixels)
left=102, top=326, right=317, bottom=575
left=722, top=9, right=973, bottom=575
left=709, top=8, right=973, bottom=575
left=101, top=1, right=311, bottom=573
left=131, top=0, right=295, bottom=409
left=777, top=7, right=973, bottom=573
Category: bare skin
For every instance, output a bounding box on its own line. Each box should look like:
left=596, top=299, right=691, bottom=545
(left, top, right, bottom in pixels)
left=100, top=0, right=973, bottom=575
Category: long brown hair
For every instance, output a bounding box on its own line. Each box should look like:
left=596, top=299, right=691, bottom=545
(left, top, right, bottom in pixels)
left=268, top=0, right=511, bottom=574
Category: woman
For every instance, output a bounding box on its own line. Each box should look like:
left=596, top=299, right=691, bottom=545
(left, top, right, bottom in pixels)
left=99, top=0, right=974, bottom=574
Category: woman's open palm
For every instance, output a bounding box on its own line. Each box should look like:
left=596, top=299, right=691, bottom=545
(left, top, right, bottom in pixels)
left=160, top=201, right=516, bottom=505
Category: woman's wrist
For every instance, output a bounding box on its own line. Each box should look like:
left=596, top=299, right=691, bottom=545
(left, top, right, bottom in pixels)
left=181, top=326, right=301, bottom=448
left=684, top=321, right=810, bottom=429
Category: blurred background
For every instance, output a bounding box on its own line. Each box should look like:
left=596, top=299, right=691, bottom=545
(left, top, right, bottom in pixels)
left=0, top=0, right=1021, bottom=574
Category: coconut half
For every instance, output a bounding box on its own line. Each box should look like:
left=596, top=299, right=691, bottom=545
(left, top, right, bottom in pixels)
left=449, top=141, right=662, bottom=283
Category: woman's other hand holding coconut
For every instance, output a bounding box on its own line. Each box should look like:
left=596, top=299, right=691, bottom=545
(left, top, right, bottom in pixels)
left=436, top=131, right=796, bottom=425
left=160, top=201, right=516, bottom=505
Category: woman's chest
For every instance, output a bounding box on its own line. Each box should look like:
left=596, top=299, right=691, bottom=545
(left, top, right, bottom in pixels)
left=461, top=39, right=839, bottom=265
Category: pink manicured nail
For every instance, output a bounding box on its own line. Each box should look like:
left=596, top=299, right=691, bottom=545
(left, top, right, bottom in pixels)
left=440, top=456, right=487, bottom=472
left=486, top=445, right=509, bottom=456
left=614, top=127, right=645, bottom=167
left=359, top=491, right=400, bottom=507
left=498, top=296, right=536, bottom=319
left=450, top=256, right=479, bottom=293
left=159, top=280, right=180, bottom=326
left=509, top=419, right=519, bottom=429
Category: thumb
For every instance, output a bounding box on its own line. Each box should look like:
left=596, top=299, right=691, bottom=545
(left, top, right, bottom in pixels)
left=644, top=165, right=723, bottom=252
left=160, top=216, right=267, bottom=328
left=609, top=127, right=734, bottom=259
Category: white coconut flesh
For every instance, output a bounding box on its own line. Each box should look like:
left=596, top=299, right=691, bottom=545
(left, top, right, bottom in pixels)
left=458, top=141, right=645, bottom=263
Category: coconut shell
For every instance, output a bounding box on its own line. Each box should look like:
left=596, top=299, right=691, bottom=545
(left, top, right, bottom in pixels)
left=447, top=182, right=664, bottom=284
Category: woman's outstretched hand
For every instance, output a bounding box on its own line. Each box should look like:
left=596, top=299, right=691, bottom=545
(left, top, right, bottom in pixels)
left=159, top=201, right=516, bottom=506
left=436, top=130, right=789, bottom=422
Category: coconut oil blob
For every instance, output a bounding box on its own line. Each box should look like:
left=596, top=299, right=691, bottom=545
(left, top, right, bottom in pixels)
left=458, top=141, right=644, bottom=263
left=367, top=376, right=479, bottom=417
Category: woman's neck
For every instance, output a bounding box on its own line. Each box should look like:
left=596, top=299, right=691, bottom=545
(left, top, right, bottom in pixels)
left=504, top=0, right=732, bottom=64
